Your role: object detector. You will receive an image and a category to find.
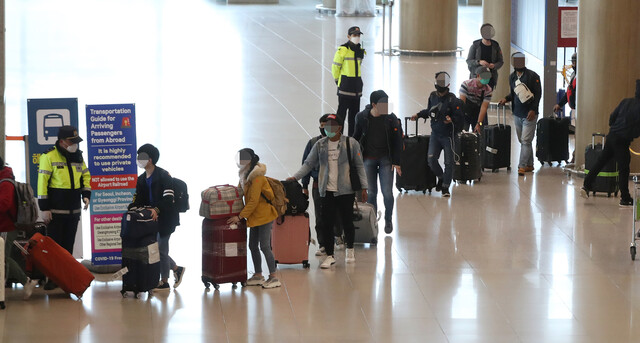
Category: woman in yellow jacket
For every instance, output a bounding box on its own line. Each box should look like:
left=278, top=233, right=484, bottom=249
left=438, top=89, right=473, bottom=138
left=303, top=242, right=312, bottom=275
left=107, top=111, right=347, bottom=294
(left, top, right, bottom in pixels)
left=227, top=148, right=280, bottom=289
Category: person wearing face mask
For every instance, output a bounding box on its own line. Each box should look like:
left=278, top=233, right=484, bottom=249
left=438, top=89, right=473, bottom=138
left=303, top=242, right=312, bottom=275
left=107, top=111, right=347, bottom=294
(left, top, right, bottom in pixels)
left=466, top=23, right=504, bottom=89
left=353, top=90, right=403, bottom=234
left=554, top=52, right=578, bottom=163
left=332, top=26, right=366, bottom=136
left=227, top=148, right=280, bottom=288
left=459, top=66, right=494, bottom=133
left=498, top=52, right=542, bottom=176
left=288, top=114, right=368, bottom=268
left=300, top=114, right=331, bottom=256
left=128, top=144, right=185, bottom=291
left=411, top=72, right=465, bottom=197
left=37, top=126, right=90, bottom=257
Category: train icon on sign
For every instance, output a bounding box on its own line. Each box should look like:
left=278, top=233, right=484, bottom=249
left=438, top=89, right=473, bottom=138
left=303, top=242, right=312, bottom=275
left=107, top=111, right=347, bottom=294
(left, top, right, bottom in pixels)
left=36, top=109, right=71, bottom=145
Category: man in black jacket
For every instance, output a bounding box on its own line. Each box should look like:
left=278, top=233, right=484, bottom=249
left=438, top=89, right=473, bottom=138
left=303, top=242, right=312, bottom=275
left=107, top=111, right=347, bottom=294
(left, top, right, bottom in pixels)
left=581, top=80, right=640, bottom=207
left=411, top=72, right=465, bottom=197
left=129, top=144, right=185, bottom=290
left=353, top=90, right=403, bottom=233
left=498, top=52, right=542, bottom=176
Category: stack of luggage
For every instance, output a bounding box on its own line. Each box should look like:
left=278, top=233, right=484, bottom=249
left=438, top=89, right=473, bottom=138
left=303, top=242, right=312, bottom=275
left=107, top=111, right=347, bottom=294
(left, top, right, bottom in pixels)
left=272, top=180, right=311, bottom=268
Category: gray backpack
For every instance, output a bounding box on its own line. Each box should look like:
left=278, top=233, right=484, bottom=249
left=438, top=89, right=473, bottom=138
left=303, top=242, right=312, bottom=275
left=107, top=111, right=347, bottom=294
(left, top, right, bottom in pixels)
left=1, top=179, right=39, bottom=229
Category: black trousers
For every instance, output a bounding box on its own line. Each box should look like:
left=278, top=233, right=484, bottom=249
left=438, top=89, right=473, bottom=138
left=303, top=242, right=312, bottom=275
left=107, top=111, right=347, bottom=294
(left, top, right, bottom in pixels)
left=584, top=132, right=631, bottom=201
left=337, top=95, right=361, bottom=136
left=48, top=213, right=80, bottom=254
left=321, top=191, right=355, bottom=256
left=311, top=184, right=325, bottom=249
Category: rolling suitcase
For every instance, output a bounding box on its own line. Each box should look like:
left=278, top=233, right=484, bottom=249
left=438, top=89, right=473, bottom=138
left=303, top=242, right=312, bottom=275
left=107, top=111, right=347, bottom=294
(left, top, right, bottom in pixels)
left=585, top=133, right=619, bottom=197
left=396, top=117, right=436, bottom=193
left=454, top=132, right=482, bottom=182
left=120, top=208, right=161, bottom=297
left=482, top=105, right=511, bottom=172
left=353, top=202, right=380, bottom=245
left=202, top=218, right=247, bottom=290
left=15, top=233, right=94, bottom=298
left=272, top=213, right=310, bottom=268
left=536, top=116, right=570, bottom=165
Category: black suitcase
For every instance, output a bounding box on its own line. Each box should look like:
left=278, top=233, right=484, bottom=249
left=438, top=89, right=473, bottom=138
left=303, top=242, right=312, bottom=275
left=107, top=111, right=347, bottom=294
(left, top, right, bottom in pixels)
left=482, top=105, right=511, bottom=172
left=585, top=133, right=619, bottom=197
left=396, top=117, right=436, bottom=193
left=120, top=209, right=160, bottom=297
left=536, top=116, right=570, bottom=165
left=454, top=132, right=482, bottom=182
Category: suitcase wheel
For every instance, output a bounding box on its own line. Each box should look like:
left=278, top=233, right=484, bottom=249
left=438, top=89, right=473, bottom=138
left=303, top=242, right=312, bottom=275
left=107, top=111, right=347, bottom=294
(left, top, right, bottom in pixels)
left=0, top=301, right=5, bottom=310
left=631, top=246, right=636, bottom=261
left=371, top=238, right=378, bottom=246
left=615, top=191, right=619, bottom=197
left=241, top=282, right=247, bottom=287
left=607, top=193, right=611, bottom=198
left=120, top=290, right=127, bottom=298
left=422, top=190, right=426, bottom=194
left=492, top=169, right=498, bottom=173
left=507, top=167, right=512, bottom=171
left=213, top=283, right=220, bottom=290
left=303, top=261, right=310, bottom=268
left=134, top=292, right=140, bottom=299
left=396, top=185, right=402, bottom=192
left=232, top=283, right=238, bottom=289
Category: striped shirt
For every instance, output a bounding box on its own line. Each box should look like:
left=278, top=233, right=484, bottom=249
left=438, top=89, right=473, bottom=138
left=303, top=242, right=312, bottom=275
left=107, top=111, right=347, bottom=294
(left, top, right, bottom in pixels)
left=459, top=79, right=493, bottom=106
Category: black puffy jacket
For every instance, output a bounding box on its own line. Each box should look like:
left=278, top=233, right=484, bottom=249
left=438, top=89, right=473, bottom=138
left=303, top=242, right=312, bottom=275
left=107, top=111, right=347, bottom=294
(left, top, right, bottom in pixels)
left=609, top=80, right=640, bottom=141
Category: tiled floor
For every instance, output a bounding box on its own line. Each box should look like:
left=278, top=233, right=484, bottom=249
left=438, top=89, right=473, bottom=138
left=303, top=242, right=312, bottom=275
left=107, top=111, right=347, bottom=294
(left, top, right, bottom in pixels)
left=2, top=0, right=639, bottom=342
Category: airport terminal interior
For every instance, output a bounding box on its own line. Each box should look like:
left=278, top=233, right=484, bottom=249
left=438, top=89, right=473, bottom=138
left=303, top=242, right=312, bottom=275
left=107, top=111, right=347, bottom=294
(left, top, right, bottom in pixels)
left=2, top=0, right=640, bottom=342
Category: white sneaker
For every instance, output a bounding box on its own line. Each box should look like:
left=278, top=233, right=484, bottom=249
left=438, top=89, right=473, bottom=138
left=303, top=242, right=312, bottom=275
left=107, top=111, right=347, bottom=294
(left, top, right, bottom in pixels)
left=262, top=277, right=281, bottom=289
left=320, top=255, right=336, bottom=269
left=23, top=278, right=38, bottom=300
left=345, top=248, right=355, bottom=263
left=335, top=236, right=345, bottom=250
left=315, top=246, right=326, bottom=256
left=246, top=275, right=265, bottom=286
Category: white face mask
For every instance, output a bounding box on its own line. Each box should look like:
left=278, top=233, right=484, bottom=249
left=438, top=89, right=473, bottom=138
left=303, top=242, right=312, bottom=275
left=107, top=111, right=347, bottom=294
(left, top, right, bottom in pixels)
left=137, top=160, right=149, bottom=169
left=66, top=144, right=78, bottom=153
left=350, top=36, right=361, bottom=45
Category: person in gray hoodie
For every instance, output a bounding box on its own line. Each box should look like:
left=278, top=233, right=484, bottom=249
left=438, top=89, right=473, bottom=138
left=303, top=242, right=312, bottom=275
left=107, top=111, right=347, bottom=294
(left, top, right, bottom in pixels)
left=581, top=80, right=640, bottom=207
left=466, top=23, right=504, bottom=89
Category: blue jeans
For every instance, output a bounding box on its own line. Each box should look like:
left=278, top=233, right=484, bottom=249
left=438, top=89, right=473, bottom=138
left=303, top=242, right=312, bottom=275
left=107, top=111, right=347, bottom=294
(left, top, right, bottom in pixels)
left=513, top=116, right=536, bottom=168
left=249, top=221, right=276, bottom=274
left=428, top=133, right=454, bottom=188
left=364, top=156, right=394, bottom=221
left=157, top=233, right=176, bottom=280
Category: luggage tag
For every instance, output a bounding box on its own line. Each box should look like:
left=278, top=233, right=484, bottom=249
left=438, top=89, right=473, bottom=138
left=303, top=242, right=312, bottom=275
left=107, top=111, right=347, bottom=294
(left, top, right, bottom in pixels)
left=225, top=243, right=238, bottom=257
left=486, top=146, right=498, bottom=154
left=112, top=267, right=129, bottom=280
left=147, top=242, right=160, bottom=264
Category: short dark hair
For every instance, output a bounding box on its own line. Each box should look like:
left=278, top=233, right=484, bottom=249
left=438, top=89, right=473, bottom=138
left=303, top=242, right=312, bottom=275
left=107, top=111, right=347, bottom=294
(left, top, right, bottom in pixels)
left=137, top=143, right=160, bottom=165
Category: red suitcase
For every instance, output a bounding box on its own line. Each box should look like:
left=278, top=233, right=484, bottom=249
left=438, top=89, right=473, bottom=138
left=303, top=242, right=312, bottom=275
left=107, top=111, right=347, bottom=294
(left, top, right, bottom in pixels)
left=21, top=233, right=94, bottom=298
left=201, top=218, right=247, bottom=290
left=272, top=213, right=310, bottom=268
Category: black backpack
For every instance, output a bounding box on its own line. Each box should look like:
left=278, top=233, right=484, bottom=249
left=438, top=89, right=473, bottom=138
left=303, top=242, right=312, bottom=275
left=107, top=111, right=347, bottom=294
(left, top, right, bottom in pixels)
left=280, top=180, right=309, bottom=215
left=172, top=178, right=189, bottom=213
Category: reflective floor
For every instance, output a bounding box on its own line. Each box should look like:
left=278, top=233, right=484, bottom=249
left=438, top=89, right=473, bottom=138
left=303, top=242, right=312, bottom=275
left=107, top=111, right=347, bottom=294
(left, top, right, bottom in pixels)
left=2, top=1, right=640, bottom=342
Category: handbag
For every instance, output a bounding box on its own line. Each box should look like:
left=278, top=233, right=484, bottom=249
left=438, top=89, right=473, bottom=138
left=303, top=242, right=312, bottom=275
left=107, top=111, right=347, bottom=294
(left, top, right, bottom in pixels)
left=345, top=137, right=362, bottom=191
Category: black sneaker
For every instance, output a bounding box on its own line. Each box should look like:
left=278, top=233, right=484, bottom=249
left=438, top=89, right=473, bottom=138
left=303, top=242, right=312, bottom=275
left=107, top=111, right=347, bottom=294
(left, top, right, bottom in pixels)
left=435, top=178, right=443, bottom=192
left=580, top=186, right=590, bottom=199
left=442, top=189, right=451, bottom=197
left=154, top=282, right=171, bottom=291
left=620, top=198, right=633, bottom=207
left=173, top=266, right=186, bottom=289
left=384, top=220, right=393, bottom=234
left=44, top=280, right=58, bottom=291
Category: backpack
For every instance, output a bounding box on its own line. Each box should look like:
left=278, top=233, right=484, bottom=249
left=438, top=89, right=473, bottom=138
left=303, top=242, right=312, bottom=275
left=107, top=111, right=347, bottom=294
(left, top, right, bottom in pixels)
left=0, top=179, right=38, bottom=230
left=281, top=180, right=309, bottom=215
left=172, top=177, right=189, bottom=213
left=261, top=177, right=288, bottom=217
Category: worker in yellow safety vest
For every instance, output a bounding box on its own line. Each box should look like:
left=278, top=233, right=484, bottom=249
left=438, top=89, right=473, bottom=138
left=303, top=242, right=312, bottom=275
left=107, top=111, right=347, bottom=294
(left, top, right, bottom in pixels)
left=332, top=26, right=365, bottom=136
left=37, top=125, right=91, bottom=285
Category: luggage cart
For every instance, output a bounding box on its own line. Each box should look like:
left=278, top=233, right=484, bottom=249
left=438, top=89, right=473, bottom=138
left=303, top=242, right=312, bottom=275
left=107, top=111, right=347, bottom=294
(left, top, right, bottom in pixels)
left=631, top=176, right=640, bottom=260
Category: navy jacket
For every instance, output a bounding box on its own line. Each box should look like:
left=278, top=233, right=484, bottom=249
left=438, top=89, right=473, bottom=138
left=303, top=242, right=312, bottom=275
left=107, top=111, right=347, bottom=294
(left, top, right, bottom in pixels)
left=417, top=92, right=465, bottom=137
left=609, top=80, right=640, bottom=141
left=352, top=105, right=404, bottom=165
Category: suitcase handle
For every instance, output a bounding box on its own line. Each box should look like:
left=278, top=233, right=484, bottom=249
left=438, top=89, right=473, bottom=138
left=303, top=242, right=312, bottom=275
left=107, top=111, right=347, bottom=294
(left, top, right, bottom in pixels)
left=491, top=103, right=509, bottom=127
left=404, top=116, right=419, bottom=136
left=592, top=133, right=606, bottom=148
left=13, top=240, right=29, bottom=255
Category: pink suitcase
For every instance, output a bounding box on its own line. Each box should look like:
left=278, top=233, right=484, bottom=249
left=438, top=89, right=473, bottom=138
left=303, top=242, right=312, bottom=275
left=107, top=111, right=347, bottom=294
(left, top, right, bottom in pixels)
left=271, top=213, right=310, bottom=268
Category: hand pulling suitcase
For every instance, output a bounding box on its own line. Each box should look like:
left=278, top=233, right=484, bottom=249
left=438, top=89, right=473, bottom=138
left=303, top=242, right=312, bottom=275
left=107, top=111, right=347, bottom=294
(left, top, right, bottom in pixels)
left=353, top=202, right=380, bottom=245
left=272, top=213, right=310, bottom=268
left=585, top=133, right=619, bottom=197
left=15, top=233, right=94, bottom=298
left=536, top=115, right=570, bottom=165
left=120, top=208, right=161, bottom=297
left=482, top=105, right=512, bottom=172
left=396, top=117, right=436, bottom=193
left=454, top=132, right=482, bottom=183
left=202, top=218, right=247, bottom=290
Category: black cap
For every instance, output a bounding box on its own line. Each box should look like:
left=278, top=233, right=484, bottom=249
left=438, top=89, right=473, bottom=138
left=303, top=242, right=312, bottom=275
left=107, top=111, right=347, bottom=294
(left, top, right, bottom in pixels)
left=319, top=114, right=332, bottom=123
left=57, top=125, right=83, bottom=143
left=326, top=114, right=341, bottom=124
left=348, top=26, right=363, bottom=35
left=370, top=90, right=389, bottom=104
left=137, top=143, right=160, bottom=164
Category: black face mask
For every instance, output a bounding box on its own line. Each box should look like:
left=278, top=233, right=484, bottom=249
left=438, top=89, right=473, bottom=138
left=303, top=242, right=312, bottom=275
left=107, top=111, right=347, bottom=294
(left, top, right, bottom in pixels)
left=435, top=85, right=449, bottom=94
left=320, top=127, right=326, bottom=137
